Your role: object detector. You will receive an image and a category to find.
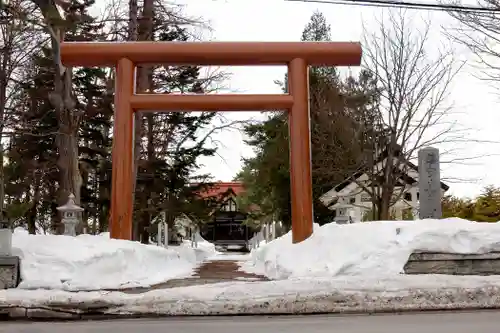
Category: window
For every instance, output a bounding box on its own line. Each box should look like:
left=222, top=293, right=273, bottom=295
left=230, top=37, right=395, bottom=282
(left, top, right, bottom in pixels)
left=361, top=194, right=371, bottom=202
left=222, top=198, right=237, bottom=212
left=229, top=199, right=237, bottom=212
left=404, top=192, right=412, bottom=201
left=349, top=197, right=356, bottom=204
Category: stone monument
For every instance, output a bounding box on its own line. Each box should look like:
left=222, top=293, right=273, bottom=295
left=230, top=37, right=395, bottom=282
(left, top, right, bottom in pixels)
left=405, top=148, right=500, bottom=275
left=57, top=193, right=84, bottom=236
left=418, top=147, right=442, bottom=219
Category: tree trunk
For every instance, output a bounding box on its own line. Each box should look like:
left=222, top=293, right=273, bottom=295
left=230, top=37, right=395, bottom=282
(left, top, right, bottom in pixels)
left=79, top=167, right=89, bottom=234
left=133, top=0, right=154, bottom=241
left=98, top=159, right=109, bottom=234
left=140, top=210, right=150, bottom=244
left=128, top=0, right=140, bottom=240
left=139, top=112, right=155, bottom=244
left=48, top=24, right=81, bottom=234
left=50, top=190, right=60, bottom=234
left=56, top=122, right=81, bottom=202
left=27, top=176, right=41, bottom=235
left=378, top=190, right=391, bottom=220
left=0, top=40, right=10, bottom=223
left=377, top=141, right=396, bottom=221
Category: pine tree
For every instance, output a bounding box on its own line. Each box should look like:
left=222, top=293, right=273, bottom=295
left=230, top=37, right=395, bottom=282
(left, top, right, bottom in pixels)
left=6, top=46, right=59, bottom=233
left=442, top=195, right=475, bottom=220
left=473, top=186, right=500, bottom=222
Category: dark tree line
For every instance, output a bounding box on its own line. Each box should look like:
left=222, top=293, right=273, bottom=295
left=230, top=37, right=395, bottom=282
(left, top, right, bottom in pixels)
left=0, top=0, right=225, bottom=239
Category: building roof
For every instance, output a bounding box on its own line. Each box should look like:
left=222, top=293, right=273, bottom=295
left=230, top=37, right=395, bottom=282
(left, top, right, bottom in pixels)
left=333, top=159, right=449, bottom=194
left=198, top=181, right=245, bottom=198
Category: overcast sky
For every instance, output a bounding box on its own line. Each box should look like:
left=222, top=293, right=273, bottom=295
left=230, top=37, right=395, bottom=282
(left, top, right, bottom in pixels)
left=95, top=0, right=500, bottom=199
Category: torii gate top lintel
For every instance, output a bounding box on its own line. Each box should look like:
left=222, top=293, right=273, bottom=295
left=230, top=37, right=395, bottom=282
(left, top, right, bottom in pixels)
left=60, top=41, right=362, bottom=67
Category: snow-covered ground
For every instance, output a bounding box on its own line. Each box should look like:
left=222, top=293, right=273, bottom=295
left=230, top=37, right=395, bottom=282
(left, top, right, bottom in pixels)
left=240, top=218, right=500, bottom=279
left=10, top=229, right=216, bottom=291
left=4, top=218, right=500, bottom=315
left=10, top=218, right=500, bottom=292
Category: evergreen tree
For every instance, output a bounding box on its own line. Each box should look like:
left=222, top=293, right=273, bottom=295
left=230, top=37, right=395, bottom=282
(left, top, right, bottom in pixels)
left=442, top=195, right=475, bottom=220
left=5, top=46, right=59, bottom=233
left=473, top=186, right=500, bottom=222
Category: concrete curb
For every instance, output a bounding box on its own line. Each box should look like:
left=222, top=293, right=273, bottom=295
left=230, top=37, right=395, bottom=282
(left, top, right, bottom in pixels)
left=2, top=286, right=500, bottom=320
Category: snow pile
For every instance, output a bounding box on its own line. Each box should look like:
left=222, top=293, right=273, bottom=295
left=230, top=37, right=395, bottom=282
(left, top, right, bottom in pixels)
left=11, top=229, right=216, bottom=291
left=241, top=218, right=500, bottom=280
left=186, top=232, right=219, bottom=262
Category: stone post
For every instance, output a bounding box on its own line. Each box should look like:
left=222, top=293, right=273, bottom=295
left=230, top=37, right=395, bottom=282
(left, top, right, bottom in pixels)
left=418, top=147, right=442, bottom=219
left=0, top=220, right=20, bottom=289
left=158, top=211, right=169, bottom=248
left=56, top=194, right=84, bottom=236
left=191, top=225, right=198, bottom=249
left=157, top=222, right=163, bottom=247
left=0, top=220, right=12, bottom=256
left=157, top=220, right=168, bottom=248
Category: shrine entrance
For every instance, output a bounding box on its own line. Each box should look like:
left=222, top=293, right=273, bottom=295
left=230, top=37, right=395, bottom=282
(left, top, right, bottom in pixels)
left=60, top=41, right=361, bottom=244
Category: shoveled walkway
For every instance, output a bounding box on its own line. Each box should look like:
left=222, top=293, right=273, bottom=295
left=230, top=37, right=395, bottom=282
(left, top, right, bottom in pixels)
left=119, top=254, right=268, bottom=293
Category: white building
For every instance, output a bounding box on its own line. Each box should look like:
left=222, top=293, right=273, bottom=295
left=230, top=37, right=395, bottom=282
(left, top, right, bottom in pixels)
left=319, top=153, right=449, bottom=223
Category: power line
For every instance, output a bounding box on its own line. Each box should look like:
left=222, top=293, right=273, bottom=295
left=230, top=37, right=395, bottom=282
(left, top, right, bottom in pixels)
left=285, top=0, right=500, bottom=12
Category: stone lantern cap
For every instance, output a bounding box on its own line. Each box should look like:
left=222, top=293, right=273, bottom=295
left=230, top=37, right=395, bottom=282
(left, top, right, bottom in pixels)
left=57, top=194, right=84, bottom=213
left=331, top=203, right=353, bottom=209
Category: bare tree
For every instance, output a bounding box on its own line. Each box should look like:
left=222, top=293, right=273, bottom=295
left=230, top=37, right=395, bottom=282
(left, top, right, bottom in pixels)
left=447, top=0, right=500, bottom=83
left=0, top=0, right=44, bottom=224
left=359, top=9, right=462, bottom=219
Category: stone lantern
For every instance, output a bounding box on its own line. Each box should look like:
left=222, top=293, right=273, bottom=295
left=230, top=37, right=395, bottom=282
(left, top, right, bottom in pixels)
left=56, top=193, right=84, bottom=236
left=334, top=202, right=351, bottom=224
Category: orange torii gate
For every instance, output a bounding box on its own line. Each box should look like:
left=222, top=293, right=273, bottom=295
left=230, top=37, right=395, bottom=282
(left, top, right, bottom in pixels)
left=60, top=41, right=362, bottom=244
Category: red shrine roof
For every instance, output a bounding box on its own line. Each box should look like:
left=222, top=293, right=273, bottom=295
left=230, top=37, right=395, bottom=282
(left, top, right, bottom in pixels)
left=198, top=181, right=245, bottom=198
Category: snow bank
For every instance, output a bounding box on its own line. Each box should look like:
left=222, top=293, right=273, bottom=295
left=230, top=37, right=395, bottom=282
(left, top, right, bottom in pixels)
left=5, top=275, right=500, bottom=316
left=241, top=218, right=500, bottom=279
left=11, top=229, right=216, bottom=291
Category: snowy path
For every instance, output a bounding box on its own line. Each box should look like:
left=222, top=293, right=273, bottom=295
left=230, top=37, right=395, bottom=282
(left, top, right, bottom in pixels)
left=3, top=311, right=500, bottom=333
left=159, top=252, right=267, bottom=288
left=113, top=252, right=264, bottom=291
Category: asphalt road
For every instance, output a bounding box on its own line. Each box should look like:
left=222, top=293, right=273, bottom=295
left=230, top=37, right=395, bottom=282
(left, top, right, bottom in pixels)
left=2, top=311, right=500, bottom=333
